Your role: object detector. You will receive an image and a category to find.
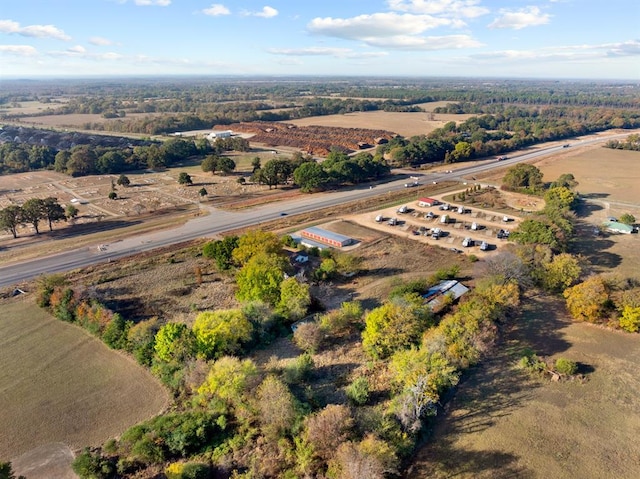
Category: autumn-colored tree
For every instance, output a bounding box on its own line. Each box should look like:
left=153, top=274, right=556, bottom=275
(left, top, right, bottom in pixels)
left=304, top=404, right=353, bottom=462
left=192, top=309, right=253, bottom=360
left=293, top=321, right=323, bottom=353
left=619, top=304, right=640, bottom=333
left=328, top=435, right=398, bottom=479
left=256, top=375, right=297, bottom=440
left=540, top=253, right=582, bottom=292
left=563, top=276, right=609, bottom=322
left=154, top=322, right=194, bottom=363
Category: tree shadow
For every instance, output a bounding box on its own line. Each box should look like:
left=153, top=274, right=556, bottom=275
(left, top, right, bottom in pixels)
left=570, top=223, right=622, bottom=270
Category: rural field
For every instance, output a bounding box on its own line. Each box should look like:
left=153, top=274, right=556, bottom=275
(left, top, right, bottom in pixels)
left=0, top=297, right=170, bottom=475
left=409, top=295, right=640, bottom=479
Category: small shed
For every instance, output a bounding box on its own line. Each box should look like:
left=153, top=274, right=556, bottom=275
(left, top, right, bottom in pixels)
left=301, top=226, right=354, bottom=248
left=418, top=197, right=440, bottom=207
left=423, top=280, right=469, bottom=309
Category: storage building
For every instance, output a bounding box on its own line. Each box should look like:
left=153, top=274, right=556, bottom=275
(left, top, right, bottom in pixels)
left=300, top=226, right=354, bottom=248
left=418, top=197, right=440, bottom=207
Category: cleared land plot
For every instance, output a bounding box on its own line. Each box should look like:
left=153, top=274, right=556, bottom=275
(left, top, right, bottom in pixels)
left=410, top=295, right=640, bottom=479
left=0, top=297, right=170, bottom=459
left=287, top=111, right=475, bottom=138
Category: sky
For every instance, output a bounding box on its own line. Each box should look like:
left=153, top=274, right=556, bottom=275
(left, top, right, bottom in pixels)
left=1, top=0, right=639, bottom=80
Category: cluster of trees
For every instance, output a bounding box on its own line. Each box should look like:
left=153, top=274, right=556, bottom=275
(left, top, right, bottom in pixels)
left=0, top=142, right=57, bottom=174
left=0, top=197, right=73, bottom=238
left=249, top=150, right=390, bottom=191
left=504, top=166, right=579, bottom=252
left=604, top=134, right=640, bottom=151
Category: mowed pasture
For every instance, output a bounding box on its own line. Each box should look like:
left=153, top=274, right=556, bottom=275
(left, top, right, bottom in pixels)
left=0, top=297, right=170, bottom=459
left=409, top=296, right=640, bottom=479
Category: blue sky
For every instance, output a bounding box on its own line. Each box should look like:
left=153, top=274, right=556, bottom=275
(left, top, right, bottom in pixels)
left=1, top=0, right=638, bottom=79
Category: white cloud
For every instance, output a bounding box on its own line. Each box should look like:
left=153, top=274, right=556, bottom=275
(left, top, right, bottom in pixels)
left=268, top=46, right=388, bottom=59
left=242, top=6, right=279, bottom=18
left=488, top=6, right=551, bottom=30
left=89, top=37, right=114, bottom=46
left=134, top=0, right=171, bottom=6
left=0, top=20, right=71, bottom=41
left=203, top=4, right=231, bottom=16
left=0, top=44, right=38, bottom=56
left=308, top=13, right=455, bottom=39
left=67, top=45, right=86, bottom=54
left=365, top=34, right=482, bottom=50
left=470, top=40, right=640, bottom=64
left=387, top=0, right=489, bottom=18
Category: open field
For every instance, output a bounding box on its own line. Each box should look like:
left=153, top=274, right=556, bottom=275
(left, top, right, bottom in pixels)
left=287, top=111, right=475, bottom=138
left=409, top=295, right=640, bottom=479
left=0, top=297, right=170, bottom=462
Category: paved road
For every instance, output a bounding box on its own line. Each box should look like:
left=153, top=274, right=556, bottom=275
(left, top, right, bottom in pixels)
left=0, top=133, right=631, bottom=289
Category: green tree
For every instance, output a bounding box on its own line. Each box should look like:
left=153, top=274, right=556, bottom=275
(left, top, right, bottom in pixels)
left=362, top=294, right=433, bottom=359
left=42, top=197, right=66, bottom=231
left=154, top=322, right=194, bottom=363
left=251, top=156, right=261, bottom=172
left=67, top=146, right=97, bottom=176
left=192, top=309, right=253, bottom=360
left=510, top=219, right=559, bottom=249
left=293, top=161, right=327, bottom=192
left=117, top=174, right=131, bottom=187
left=544, top=186, right=578, bottom=211
left=550, top=173, right=578, bottom=189
left=236, top=253, right=289, bottom=305
left=619, top=213, right=636, bottom=225
left=262, top=158, right=293, bottom=189
left=232, top=230, right=283, bottom=266
left=0, top=462, right=26, bottom=479
left=201, top=155, right=219, bottom=175
left=203, top=235, right=239, bottom=270
left=178, top=172, right=193, bottom=185
left=65, top=204, right=79, bottom=220
left=195, top=356, right=258, bottom=412
left=216, top=156, right=236, bottom=175
left=21, top=198, right=45, bottom=234
left=108, top=191, right=117, bottom=200
left=0, top=205, right=22, bottom=238
left=278, top=277, right=311, bottom=320
left=198, top=187, right=208, bottom=198
left=502, top=163, right=543, bottom=190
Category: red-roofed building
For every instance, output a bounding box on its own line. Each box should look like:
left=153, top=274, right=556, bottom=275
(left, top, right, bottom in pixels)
left=417, top=197, right=440, bottom=207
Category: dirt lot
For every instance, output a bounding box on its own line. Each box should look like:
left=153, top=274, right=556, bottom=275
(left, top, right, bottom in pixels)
left=0, top=297, right=169, bottom=471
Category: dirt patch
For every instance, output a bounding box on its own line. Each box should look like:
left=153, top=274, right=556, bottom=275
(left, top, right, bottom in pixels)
left=11, top=443, right=77, bottom=479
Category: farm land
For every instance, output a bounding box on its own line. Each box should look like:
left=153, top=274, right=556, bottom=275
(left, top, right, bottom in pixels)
left=2, top=89, right=640, bottom=477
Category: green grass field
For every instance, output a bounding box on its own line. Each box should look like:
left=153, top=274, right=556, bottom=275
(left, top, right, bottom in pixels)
left=0, top=297, right=170, bottom=459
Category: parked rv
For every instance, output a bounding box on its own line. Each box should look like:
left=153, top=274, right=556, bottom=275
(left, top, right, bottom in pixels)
left=471, top=222, right=479, bottom=231
left=388, top=217, right=398, bottom=226
left=440, top=214, right=449, bottom=224
left=375, top=215, right=384, bottom=223
left=432, top=228, right=442, bottom=239
left=397, top=205, right=409, bottom=214
left=462, top=237, right=474, bottom=247
left=480, top=241, right=489, bottom=251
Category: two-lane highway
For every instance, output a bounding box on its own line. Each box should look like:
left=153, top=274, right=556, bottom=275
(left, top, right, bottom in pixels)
left=0, top=133, right=632, bottom=288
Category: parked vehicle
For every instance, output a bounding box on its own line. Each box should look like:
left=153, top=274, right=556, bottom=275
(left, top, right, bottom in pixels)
left=425, top=211, right=435, bottom=219
left=458, top=206, right=465, bottom=214
left=480, top=241, right=489, bottom=251
left=471, top=222, right=479, bottom=231
left=375, top=215, right=383, bottom=223
left=432, top=228, right=441, bottom=239
left=397, top=205, right=409, bottom=214
left=388, top=217, right=398, bottom=226
left=440, top=214, right=449, bottom=224
left=439, top=203, right=450, bottom=211
left=462, top=237, right=474, bottom=247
